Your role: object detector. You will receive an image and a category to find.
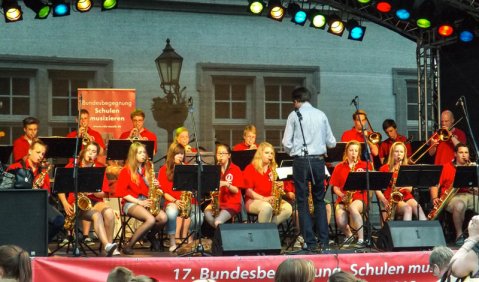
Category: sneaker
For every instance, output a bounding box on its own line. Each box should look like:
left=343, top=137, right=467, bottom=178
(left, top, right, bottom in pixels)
left=112, top=249, right=121, bottom=256
left=293, top=236, right=304, bottom=249
left=455, top=234, right=465, bottom=246
left=104, top=243, right=118, bottom=257
left=343, top=235, right=355, bottom=246
left=83, top=237, right=95, bottom=246
left=353, top=240, right=367, bottom=249
left=61, top=238, right=70, bottom=244
left=169, top=245, right=177, bottom=252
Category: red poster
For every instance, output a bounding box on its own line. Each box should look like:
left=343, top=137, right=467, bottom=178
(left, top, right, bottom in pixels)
left=78, top=89, right=136, bottom=139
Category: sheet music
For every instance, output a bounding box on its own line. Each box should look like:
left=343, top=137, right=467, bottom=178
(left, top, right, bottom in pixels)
left=276, top=167, right=292, bottom=180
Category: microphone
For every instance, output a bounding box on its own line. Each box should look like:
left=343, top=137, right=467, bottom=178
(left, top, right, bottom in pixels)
left=455, top=96, right=464, bottom=107
left=295, top=109, right=302, bottom=120
left=350, top=96, right=358, bottom=106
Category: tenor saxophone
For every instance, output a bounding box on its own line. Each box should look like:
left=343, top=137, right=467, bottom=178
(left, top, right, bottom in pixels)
left=210, top=191, right=220, bottom=217
left=386, top=167, right=403, bottom=222
left=147, top=159, right=163, bottom=216
left=271, top=169, right=285, bottom=216
left=179, top=191, right=193, bottom=219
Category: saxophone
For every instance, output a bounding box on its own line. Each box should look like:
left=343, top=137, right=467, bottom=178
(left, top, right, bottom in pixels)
left=386, top=166, right=403, bottom=222
left=271, top=169, right=285, bottom=216
left=308, top=181, right=314, bottom=215
left=342, top=158, right=357, bottom=208
left=33, top=164, right=53, bottom=189
left=64, top=162, right=94, bottom=230
left=179, top=191, right=193, bottom=219
left=210, top=191, right=220, bottom=217
left=147, top=159, right=163, bottom=216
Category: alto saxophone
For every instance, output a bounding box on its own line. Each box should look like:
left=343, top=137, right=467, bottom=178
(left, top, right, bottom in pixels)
left=386, top=167, right=403, bottom=222
left=33, top=164, right=53, bottom=189
left=271, top=169, right=285, bottom=216
left=147, top=159, right=163, bottom=216
left=64, top=162, right=94, bottom=230
left=210, top=191, right=220, bottom=217
left=179, top=191, right=193, bottom=219
left=308, top=181, right=314, bottom=215
left=342, top=158, right=357, bottom=209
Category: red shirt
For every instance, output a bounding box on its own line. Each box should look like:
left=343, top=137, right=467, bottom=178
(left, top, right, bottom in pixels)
left=379, top=135, right=412, bottom=160
left=341, top=127, right=371, bottom=142
left=243, top=164, right=274, bottom=200
left=433, top=128, right=467, bottom=165
left=65, top=161, right=109, bottom=204
left=7, top=161, right=50, bottom=192
left=232, top=142, right=258, bottom=151
left=66, top=128, right=106, bottom=149
left=329, top=160, right=370, bottom=204
left=115, top=165, right=149, bottom=202
left=379, top=164, right=413, bottom=201
left=12, top=136, right=31, bottom=162
left=119, top=128, right=158, bottom=154
left=218, top=163, right=244, bottom=213
left=437, top=162, right=469, bottom=196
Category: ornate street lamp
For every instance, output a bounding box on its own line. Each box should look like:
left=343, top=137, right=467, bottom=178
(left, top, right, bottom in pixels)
left=155, top=38, right=183, bottom=98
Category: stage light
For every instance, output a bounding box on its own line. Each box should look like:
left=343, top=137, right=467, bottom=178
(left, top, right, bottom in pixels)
left=394, top=0, right=412, bottom=21
left=357, top=0, right=371, bottom=3
left=457, top=18, right=476, bottom=43
left=437, top=23, right=454, bottom=37
left=327, top=15, right=345, bottom=37
left=101, top=0, right=118, bottom=11
left=347, top=19, right=366, bottom=41
left=395, top=9, right=410, bottom=20
left=309, top=9, right=327, bottom=29
left=376, top=1, right=392, bottom=13
left=459, top=30, right=474, bottom=42
left=52, top=0, right=70, bottom=17
left=267, top=0, right=285, bottom=22
left=2, top=0, right=22, bottom=23
left=24, top=0, right=50, bottom=19
left=288, top=3, right=307, bottom=26
left=248, top=0, right=265, bottom=15
left=75, top=0, right=92, bottom=12
left=413, top=0, right=435, bottom=29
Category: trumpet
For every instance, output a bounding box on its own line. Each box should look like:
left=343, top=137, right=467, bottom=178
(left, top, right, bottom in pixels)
left=364, top=115, right=382, bottom=145
left=80, top=127, right=91, bottom=146
left=130, top=128, right=140, bottom=140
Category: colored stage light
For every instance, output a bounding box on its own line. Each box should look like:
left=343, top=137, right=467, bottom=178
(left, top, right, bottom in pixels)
left=395, top=9, right=410, bottom=20
left=438, top=24, right=454, bottom=37
left=248, top=0, right=265, bottom=15
left=347, top=19, right=366, bottom=41
left=2, top=0, right=23, bottom=23
left=328, top=15, right=345, bottom=37
left=376, top=1, right=391, bottom=13
left=24, top=0, right=51, bottom=19
left=76, top=0, right=93, bottom=12
left=288, top=3, right=307, bottom=26
left=459, top=30, right=474, bottom=42
left=267, top=0, right=285, bottom=22
left=309, top=9, right=326, bottom=29
left=102, top=0, right=118, bottom=11
left=52, top=0, right=70, bottom=17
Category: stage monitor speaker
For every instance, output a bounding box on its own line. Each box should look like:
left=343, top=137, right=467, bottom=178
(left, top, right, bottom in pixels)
left=376, top=220, right=445, bottom=251
left=0, top=190, right=48, bottom=256
left=212, top=223, right=281, bottom=256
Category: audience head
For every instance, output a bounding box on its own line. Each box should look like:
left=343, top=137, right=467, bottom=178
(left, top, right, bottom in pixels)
left=274, top=258, right=315, bottom=282
left=0, top=245, right=32, bottom=282
left=429, top=246, right=454, bottom=278
left=107, top=266, right=133, bottom=282
left=328, top=270, right=365, bottom=282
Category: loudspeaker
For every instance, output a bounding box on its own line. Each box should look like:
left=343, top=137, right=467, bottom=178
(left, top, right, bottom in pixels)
left=0, top=190, right=48, bottom=256
left=212, top=223, right=281, bottom=256
left=376, top=220, right=445, bottom=251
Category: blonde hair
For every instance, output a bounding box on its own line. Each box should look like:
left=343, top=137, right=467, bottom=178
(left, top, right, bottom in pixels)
left=275, top=258, right=315, bottom=282
left=342, top=140, right=362, bottom=162
left=386, top=141, right=408, bottom=169
left=243, top=124, right=256, bottom=136
left=125, top=142, right=151, bottom=185
left=251, top=142, right=277, bottom=174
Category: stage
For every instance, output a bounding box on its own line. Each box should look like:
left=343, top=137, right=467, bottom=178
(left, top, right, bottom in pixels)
left=33, top=248, right=435, bottom=281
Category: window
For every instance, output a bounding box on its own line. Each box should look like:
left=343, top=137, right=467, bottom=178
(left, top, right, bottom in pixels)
left=50, top=70, right=93, bottom=118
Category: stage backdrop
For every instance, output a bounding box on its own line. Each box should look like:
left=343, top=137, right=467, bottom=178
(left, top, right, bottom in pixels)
left=78, top=89, right=136, bottom=140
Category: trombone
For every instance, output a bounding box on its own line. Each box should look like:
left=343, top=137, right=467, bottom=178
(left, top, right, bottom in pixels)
left=365, top=115, right=382, bottom=145
left=409, top=117, right=463, bottom=164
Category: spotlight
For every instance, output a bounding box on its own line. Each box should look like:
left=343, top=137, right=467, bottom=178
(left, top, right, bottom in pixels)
left=288, top=3, right=307, bottom=26
left=75, top=0, right=92, bottom=12
left=2, top=0, right=23, bottom=23
left=309, top=9, right=327, bottom=29
left=459, top=30, right=474, bottom=42
left=101, top=0, right=118, bottom=11
left=248, top=0, right=265, bottom=15
left=347, top=19, right=366, bottom=41
left=394, top=0, right=412, bottom=21
left=24, top=0, right=50, bottom=19
left=327, top=15, right=345, bottom=37
left=52, top=0, right=70, bottom=17
left=267, top=0, right=285, bottom=22
left=375, top=1, right=392, bottom=13
left=357, top=0, right=371, bottom=3
left=413, top=0, right=435, bottom=29
left=437, top=23, right=454, bottom=37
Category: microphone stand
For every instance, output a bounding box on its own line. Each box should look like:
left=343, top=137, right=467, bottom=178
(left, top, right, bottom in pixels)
left=72, top=98, right=82, bottom=257
left=351, top=99, right=373, bottom=249
left=181, top=97, right=209, bottom=257
left=295, top=109, right=315, bottom=185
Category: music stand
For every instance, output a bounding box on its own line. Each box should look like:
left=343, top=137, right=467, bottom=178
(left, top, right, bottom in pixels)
left=326, top=142, right=365, bottom=163
left=395, top=165, right=443, bottom=188
left=453, top=166, right=478, bottom=187
left=231, top=150, right=256, bottom=170
left=50, top=167, right=106, bottom=257
left=276, top=152, right=293, bottom=166
left=39, top=137, right=81, bottom=159
left=0, top=145, right=12, bottom=165
left=106, top=139, right=154, bottom=161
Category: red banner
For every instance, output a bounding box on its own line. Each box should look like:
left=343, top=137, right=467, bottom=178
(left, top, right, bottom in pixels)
left=78, top=88, right=136, bottom=139
left=33, top=251, right=435, bottom=282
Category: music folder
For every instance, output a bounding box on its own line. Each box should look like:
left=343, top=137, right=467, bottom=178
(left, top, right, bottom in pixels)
left=453, top=165, right=478, bottom=187
left=106, top=139, right=154, bottom=161
left=0, top=145, right=13, bottom=164
left=52, top=167, right=106, bottom=193
left=326, top=142, right=366, bottom=163
left=343, top=171, right=392, bottom=191
left=395, top=165, right=443, bottom=188
left=39, top=137, right=81, bottom=159
left=231, top=150, right=256, bottom=171
left=172, top=165, right=220, bottom=196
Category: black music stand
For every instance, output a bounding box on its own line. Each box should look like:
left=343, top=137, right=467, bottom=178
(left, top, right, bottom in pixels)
left=342, top=171, right=392, bottom=250
left=0, top=145, right=13, bottom=166
left=172, top=164, right=220, bottom=256
left=231, top=150, right=256, bottom=170
left=106, top=139, right=154, bottom=161
left=453, top=166, right=478, bottom=187
left=39, top=137, right=81, bottom=159
left=50, top=167, right=105, bottom=257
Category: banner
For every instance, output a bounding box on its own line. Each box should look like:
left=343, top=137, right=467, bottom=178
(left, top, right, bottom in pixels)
left=78, top=89, right=136, bottom=139
left=32, top=251, right=436, bottom=282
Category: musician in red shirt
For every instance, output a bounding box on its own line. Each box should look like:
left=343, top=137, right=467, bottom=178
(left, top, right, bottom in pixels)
left=7, top=140, right=64, bottom=243
left=430, top=143, right=477, bottom=246
left=233, top=124, right=258, bottom=151
left=173, top=127, right=196, bottom=153
left=378, top=119, right=412, bottom=164
left=12, top=117, right=39, bottom=162
left=429, top=110, right=467, bottom=165
left=57, top=141, right=118, bottom=256
left=115, top=142, right=167, bottom=255
left=341, top=110, right=379, bottom=157
left=119, top=109, right=158, bottom=155
left=244, top=142, right=292, bottom=225
left=330, top=140, right=371, bottom=247
left=204, top=144, right=244, bottom=228
left=66, top=109, right=106, bottom=150
left=377, top=142, right=426, bottom=222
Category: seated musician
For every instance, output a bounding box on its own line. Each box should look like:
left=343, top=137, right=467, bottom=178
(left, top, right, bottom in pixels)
left=57, top=141, right=118, bottom=256
left=12, top=116, right=40, bottom=162
left=204, top=143, right=244, bottom=228
left=232, top=124, right=258, bottom=151
left=173, top=127, right=196, bottom=153
left=377, top=141, right=427, bottom=221
left=379, top=119, right=412, bottom=164
left=119, top=109, right=158, bottom=154
left=159, top=143, right=202, bottom=252
left=330, top=140, right=370, bottom=247
left=340, top=110, right=378, bottom=157
left=7, top=140, right=64, bottom=243
left=430, top=143, right=478, bottom=246
left=115, top=142, right=167, bottom=255
left=244, top=142, right=292, bottom=225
